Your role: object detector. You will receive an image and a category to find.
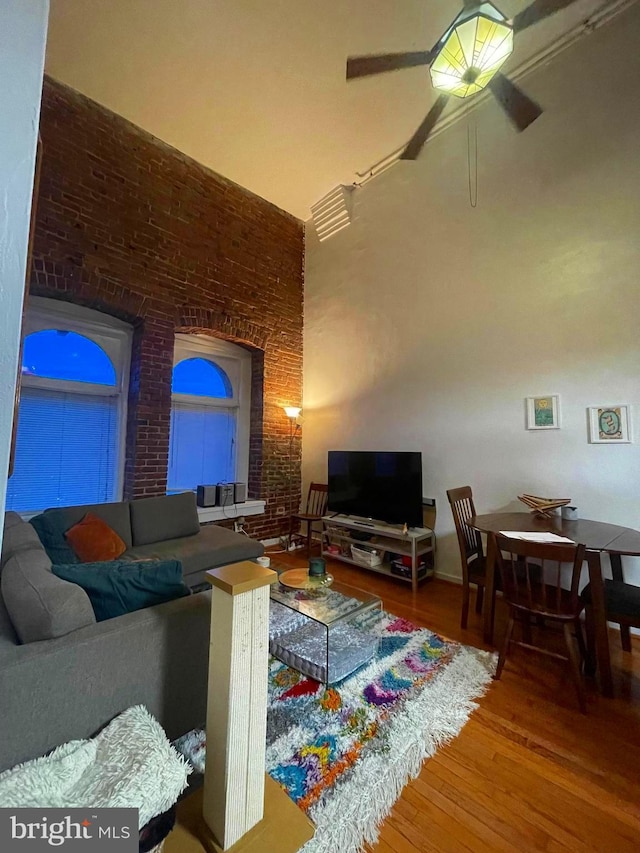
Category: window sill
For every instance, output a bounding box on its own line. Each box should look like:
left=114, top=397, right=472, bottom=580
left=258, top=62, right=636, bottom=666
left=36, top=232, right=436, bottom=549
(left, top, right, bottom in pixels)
left=197, top=499, right=265, bottom=524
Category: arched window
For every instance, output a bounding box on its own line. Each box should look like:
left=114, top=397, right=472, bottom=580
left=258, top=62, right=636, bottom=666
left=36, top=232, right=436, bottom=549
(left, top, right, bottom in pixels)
left=6, top=299, right=131, bottom=513
left=22, top=330, right=117, bottom=385
left=167, top=336, right=251, bottom=494
left=171, top=357, right=232, bottom=398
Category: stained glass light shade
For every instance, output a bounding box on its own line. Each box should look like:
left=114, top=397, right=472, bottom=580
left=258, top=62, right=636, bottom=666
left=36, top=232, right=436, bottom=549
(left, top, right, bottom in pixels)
left=430, top=3, right=513, bottom=98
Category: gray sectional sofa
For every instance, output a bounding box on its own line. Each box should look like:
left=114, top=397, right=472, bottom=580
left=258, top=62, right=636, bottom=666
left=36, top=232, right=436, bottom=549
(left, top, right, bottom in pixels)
left=43, top=491, right=264, bottom=591
left=0, top=492, right=264, bottom=772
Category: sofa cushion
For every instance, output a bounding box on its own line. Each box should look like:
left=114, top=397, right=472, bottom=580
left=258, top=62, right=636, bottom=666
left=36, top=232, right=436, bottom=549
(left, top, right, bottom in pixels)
left=123, top=523, right=264, bottom=584
left=3, top=511, right=23, bottom=533
left=52, top=559, right=190, bottom=622
left=45, top=502, right=133, bottom=551
left=130, top=493, right=200, bottom=547
left=1, top=514, right=43, bottom=569
left=1, top=548, right=96, bottom=644
left=65, top=513, right=127, bottom=563
left=0, top=596, right=18, bottom=647
left=29, top=513, right=79, bottom=565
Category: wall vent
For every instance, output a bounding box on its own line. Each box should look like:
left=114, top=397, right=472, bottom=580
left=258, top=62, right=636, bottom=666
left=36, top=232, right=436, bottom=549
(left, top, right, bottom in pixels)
left=310, top=185, right=353, bottom=242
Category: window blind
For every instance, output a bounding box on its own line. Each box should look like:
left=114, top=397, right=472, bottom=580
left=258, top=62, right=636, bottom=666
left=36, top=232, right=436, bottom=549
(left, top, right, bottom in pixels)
left=167, top=403, right=236, bottom=492
left=6, top=387, right=119, bottom=513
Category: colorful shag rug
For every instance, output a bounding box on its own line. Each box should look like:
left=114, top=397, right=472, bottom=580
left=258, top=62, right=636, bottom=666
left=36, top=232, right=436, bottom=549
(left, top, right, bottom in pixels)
left=267, top=613, right=495, bottom=853
left=175, top=612, right=496, bottom=853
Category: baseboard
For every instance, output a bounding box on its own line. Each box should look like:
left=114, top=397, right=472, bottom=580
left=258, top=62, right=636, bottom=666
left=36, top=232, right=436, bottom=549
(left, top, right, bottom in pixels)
left=434, top=570, right=462, bottom=585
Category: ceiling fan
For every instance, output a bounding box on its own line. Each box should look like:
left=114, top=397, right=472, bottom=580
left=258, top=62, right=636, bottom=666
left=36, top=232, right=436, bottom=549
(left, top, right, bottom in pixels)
left=346, top=0, right=581, bottom=159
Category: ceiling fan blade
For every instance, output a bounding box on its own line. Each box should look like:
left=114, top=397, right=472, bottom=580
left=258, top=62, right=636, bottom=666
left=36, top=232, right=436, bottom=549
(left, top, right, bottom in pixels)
left=488, top=73, right=543, bottom=132
left=346, top=51, right=434, bottom=80
left=400, top=94, right=449, bottom=160
left=512, top=0, right=581, bottom=33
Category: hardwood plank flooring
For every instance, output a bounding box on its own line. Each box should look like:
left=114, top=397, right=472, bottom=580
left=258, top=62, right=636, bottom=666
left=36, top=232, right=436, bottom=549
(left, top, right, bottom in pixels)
left=269, top=548, right=640, bottom=852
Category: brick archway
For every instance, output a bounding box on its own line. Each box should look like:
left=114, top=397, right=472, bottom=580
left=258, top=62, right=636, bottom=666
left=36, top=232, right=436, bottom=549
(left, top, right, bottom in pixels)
left=31, top=261, right=148, bottom=326
left=176, top=307, right=270, bottom=351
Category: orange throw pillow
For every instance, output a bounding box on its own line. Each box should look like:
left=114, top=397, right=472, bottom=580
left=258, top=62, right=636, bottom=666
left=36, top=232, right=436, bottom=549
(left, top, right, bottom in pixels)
left=65, top=513, right=127, bottom=563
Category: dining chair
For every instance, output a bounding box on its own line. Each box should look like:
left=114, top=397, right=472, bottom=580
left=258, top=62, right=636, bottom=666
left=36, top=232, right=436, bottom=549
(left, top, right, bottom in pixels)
left=583, top=554, right=640, bottom=657
left=290, top=483, right=328, bottom=555
left=493, top=534, right=588, bottom=713
left=447, top=486, right=490, bottom=629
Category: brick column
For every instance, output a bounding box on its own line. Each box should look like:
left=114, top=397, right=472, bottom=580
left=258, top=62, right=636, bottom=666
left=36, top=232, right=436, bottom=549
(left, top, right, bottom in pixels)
left=125, top=316, right=174, bottom=499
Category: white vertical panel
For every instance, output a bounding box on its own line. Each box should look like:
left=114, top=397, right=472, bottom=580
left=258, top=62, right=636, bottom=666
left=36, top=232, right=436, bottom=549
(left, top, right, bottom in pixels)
left=203, top=580, right=270, bottom=849
left=245, top=584, right=270, bottom=828
left=223, top=591, right=252, bottom=846
left=203, top=585, right=233, bottom=842
left=0, top=0, right=48, bottom=536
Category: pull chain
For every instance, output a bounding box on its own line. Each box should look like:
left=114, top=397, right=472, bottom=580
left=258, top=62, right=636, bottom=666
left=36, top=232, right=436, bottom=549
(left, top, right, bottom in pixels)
left=467, top=120, right=478, bottom=208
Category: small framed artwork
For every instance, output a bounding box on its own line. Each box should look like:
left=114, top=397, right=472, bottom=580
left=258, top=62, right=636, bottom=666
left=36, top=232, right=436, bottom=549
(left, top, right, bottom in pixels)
left=526, top=395, right=560, bottom=430
left=588, top=405, right=632, bottom=443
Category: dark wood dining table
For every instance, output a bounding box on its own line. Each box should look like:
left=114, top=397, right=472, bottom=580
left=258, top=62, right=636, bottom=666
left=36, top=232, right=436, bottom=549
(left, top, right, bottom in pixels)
left=466, top=512, right=640, bottom=697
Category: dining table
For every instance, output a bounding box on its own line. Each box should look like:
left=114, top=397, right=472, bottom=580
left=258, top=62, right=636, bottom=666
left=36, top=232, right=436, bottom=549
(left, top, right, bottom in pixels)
left=466, top=511, right=640, bottom=697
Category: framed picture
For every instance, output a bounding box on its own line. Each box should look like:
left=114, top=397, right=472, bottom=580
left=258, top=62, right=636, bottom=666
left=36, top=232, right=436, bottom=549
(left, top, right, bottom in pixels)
left=526, top=395, right=560, bottom=430
left=588, top=405, right=632, bottom=443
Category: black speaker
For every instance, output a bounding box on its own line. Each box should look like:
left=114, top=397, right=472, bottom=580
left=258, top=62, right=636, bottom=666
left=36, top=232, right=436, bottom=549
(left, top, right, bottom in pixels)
left=216, top=483, right=235, bottom=507
left=233, top=482, right=246, bottom=503
left=196, top=485, right=218, bottom=507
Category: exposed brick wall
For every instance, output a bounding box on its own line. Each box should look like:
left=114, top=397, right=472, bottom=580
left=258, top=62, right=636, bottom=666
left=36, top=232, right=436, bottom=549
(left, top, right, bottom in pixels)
left=30, top=77, right=304, bottom=540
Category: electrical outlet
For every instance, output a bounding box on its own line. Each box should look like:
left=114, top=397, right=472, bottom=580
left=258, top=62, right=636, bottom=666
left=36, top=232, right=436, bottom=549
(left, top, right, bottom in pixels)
left=276, top=506, right=286, bottom=516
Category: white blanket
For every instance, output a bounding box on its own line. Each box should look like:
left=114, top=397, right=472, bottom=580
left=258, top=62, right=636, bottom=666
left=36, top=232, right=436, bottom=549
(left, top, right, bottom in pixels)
left=0, top=705, right=192, bottom=827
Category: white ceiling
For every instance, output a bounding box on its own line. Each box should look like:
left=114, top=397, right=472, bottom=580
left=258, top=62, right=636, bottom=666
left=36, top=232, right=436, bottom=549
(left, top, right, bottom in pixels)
left=46, top=0, right=608, bottom=220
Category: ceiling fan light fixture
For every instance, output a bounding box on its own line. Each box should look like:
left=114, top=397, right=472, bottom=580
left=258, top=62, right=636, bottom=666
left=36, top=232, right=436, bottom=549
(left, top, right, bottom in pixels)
left=430, top=3, right=513, bottom=98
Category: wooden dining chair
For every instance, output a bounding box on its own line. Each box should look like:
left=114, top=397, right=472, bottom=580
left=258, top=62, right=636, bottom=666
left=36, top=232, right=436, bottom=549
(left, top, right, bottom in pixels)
left=583, top=554, right=640, bottom=656
left=447, top=487, right=490, bottom=629
left=493, top=534, right=588, bottom=713
left=290, top=483, right=328, bottom=555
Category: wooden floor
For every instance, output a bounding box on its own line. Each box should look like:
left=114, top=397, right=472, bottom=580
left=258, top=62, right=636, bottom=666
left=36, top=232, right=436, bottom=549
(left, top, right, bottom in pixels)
left=271, top=548, right=640, bottom=853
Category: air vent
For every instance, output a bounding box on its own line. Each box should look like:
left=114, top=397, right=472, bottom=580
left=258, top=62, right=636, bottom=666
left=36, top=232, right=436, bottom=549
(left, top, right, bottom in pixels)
left=310, top=185, right=353, bottom=242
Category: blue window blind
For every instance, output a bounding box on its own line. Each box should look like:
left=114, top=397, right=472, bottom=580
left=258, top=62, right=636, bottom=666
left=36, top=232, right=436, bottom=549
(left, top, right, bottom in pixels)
left=171, top=357, right=232, bottom=398
left=6, top=388, right=119, bottom=512
left=22, top=330, right=117, bottom=385
left=167, top=403, right=236, bottom=492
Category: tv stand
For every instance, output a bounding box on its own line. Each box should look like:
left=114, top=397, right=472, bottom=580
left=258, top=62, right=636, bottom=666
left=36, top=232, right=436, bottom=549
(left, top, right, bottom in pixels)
left=321, top=515, right=435, bottom=593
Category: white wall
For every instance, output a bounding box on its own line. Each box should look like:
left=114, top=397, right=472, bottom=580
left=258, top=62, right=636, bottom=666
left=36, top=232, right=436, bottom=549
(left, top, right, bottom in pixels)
left=0, top=1, right=49, bottom=540
left=303, top=4, right=640, bottom=583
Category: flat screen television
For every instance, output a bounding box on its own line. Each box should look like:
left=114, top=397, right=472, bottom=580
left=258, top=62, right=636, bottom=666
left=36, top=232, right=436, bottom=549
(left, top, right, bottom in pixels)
left=327, top=451, right=423, bottom=528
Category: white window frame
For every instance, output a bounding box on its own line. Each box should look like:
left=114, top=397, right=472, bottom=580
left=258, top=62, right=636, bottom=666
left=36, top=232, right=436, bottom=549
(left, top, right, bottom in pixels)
left=171, top=334, right=251, bottom=488
left=21, top=296, right=132, bottom=503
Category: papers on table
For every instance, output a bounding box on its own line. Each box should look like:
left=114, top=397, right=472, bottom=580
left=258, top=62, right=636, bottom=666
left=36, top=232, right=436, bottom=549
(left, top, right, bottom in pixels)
left=499, top=531, right=575, bottom=544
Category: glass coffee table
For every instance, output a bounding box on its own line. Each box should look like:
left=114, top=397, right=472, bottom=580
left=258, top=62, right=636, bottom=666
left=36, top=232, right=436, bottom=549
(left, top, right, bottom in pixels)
left=269, top=579, right=382, bottom=683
